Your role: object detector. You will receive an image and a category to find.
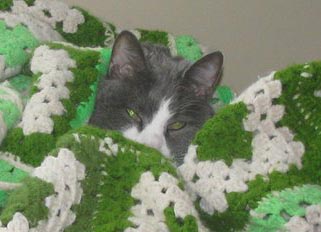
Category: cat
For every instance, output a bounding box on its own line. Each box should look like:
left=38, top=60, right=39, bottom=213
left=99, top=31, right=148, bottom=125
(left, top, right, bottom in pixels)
left=89, top=31, right=223, bottom=165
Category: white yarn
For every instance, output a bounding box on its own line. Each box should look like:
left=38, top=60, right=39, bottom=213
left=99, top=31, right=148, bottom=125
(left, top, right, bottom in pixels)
left=0, top=213, right=29, bottom=232
left=284, top=205, right=321, bottom=231
left=34, top=0, right=84, bottom=33
left=30, top=45, right=76, bottom=73
left=300, top=72, right=313, bottom=78
left=0, top=148, right=84, bottom=232
left=61, top=8, right=84, bottom=34
left=125, top=171, right=207, bottom=232
left=178, top=146, right=229, bottom=214
left=31, top=148, right=85, bottom=232
left=314, top=90, right=321, bottom=98
left=52, top=41, right=103, bottom=51
left=104, top=23, right=116, bottom=47
left=0, top=0, right=84, bottom=42
left=179, top=72, right=305, bottom=215
left=99, top=137, right=118, bottom=156
left=236, top=73, right=304, bottom=173
left=72, top=133, right=81, bottom=143
left=167, top=33, right=177, bottom=56
left=0, top=1, right=63, bottom=42
left=0, top=182, right=21, bottom=191
left=19, top=45, right=75, bottom=135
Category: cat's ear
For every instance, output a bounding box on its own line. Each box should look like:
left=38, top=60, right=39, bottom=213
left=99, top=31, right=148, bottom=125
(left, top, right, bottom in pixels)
left=183, top=51, right=223, bottom=99
left=109, top=31, right=146, bottom=78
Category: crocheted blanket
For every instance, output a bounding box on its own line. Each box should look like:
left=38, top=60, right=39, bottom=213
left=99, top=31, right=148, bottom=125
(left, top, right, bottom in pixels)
left=0, top=1, right=320, bottom=231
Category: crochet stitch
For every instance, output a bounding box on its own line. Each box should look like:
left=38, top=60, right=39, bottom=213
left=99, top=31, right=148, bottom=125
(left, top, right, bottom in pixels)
left=0, top=1, right=320, bottom=231
left=248, top=185, right=321, bottom=231
left=0, top=20, right=38, bottom=80
left=20, top=45, right=76, bottom=135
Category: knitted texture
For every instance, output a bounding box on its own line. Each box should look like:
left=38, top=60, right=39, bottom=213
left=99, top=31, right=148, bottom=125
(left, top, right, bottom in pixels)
left=0, top=20, right=38, bottom=80
left=7, top=74, right=33, bottom=104
left=0, top=1, right=320, bottom=231
left=126, top=29, right=204, bottom=62
left=248, top=185, right=321, bottom=231
left=0, top=0, right=83, bottom=41
left=48, top=128, right=204, bottom=231
left=0, top=177, right=54, bottom=227
left=179, top=63, right=321, bottom=231
left=0, top=159, right=28, bottom=183
left=0, top=81, right=24, bottom=144
left=0, top=44, right=109, bottom=166
left=175, top=35, right=203, bottom=61
left=20, top=45, right=76, bottom=135
left=69, top=48, right=112, bottom=129
left=31, top=148, right=85, bottom=231
left=56, top=7, right=115, bottom=47
left=0, top=0, right=13, bottom=11
left=126, top=171, right=203, bottom=232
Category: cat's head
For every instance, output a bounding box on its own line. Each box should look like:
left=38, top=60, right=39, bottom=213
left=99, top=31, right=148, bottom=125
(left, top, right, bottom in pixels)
left=90, top=31, right=223, bottom=165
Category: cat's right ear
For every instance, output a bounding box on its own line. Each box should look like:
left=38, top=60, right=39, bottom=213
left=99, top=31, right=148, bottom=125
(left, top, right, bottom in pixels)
left=108, top=31, right=146, bottom=79
left=183, top=51, right=223, bottom=99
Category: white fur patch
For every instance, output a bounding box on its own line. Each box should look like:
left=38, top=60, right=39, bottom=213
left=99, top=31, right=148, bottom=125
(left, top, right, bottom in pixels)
left=122, top=98, right=172, bottom=157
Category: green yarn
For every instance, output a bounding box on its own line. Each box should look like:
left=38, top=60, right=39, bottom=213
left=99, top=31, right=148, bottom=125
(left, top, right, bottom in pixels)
left=248, top=185, right=321, bottom=232
left=68, top=125, right=107, bottom=138
left=0, top=0, right=13, bottom=11
left=1, top=128, right=56, bottom=166
left=0, top=160, right=28, bottom=183
left=70, top=48, right=112, bottom=128
left=0, top=177, right=54, bottom=227
left=0, top=44, right=106, bottom=166
left=216, top=86, right=234, bottom=104
left=8, top=74, right=33, bottom=104
left=193, top=102, right=253, bottom=165
left=24, top=0, right=35, bottom=6
left=68, top=83, right=97, bottom=129
left=54, top=126, right=177, bottom=232
left=164, top=207, right=198, bottom=232
left=56, top=133, right=109, bottom=231
left=56, top=8, right=115, bottom=47
left=0, top=98, right=21, bottom=129
left=197, top=61, right=321, bottom=231
left=138, top=29, right=169, bottom=46
left=0, top=20, right=38, bottom=67
left=96, top=48, right=111, bottom=75
left=8, top=75, right=33, bottom=93
left=274, top=61, right=321, bottom=182
left=46, top=43, right=101, bottom=136
left=0, top=190, right=7, bottom=209
left=175, top=35, right=202, bottom=61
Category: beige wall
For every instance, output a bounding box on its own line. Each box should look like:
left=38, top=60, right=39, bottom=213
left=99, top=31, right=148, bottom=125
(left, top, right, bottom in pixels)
left=65, top=0, right=321, bottom=94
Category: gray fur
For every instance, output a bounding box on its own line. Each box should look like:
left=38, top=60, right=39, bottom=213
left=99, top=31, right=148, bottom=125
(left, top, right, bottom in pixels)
left=89, top=31, right=223, bottom=165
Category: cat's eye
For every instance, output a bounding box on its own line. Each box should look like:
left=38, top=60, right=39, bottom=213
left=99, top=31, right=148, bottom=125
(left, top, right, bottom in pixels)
left=167, top=121, right=186, bottom=131
left=126, top=108, right=142, bottom=123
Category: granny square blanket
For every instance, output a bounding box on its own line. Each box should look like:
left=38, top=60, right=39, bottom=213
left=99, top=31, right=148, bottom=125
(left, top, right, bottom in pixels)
left=0, top=1, right=320, bottom=232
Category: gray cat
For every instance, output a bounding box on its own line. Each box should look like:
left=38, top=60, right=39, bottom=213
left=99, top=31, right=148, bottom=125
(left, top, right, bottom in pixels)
left=89, top=31, right=223, bottom=165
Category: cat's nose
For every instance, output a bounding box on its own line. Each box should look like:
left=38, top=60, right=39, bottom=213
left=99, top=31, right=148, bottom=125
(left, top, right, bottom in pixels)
left=144, top=134, right=163, bottom=150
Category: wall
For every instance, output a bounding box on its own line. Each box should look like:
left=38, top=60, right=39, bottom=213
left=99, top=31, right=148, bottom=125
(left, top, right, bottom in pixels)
left=65, top=0, right=321, bottom=93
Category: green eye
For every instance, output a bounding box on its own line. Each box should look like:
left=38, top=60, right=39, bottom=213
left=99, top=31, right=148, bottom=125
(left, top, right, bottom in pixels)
left=167, top=121, right=186, bottom=131
left=127, top=109, right=141, bottom=122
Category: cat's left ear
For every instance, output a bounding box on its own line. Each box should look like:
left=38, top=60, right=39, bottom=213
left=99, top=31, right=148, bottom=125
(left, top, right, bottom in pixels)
left=109, top=31, right=146, bottom=78
left=183, top=51, right=223, bottom=99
